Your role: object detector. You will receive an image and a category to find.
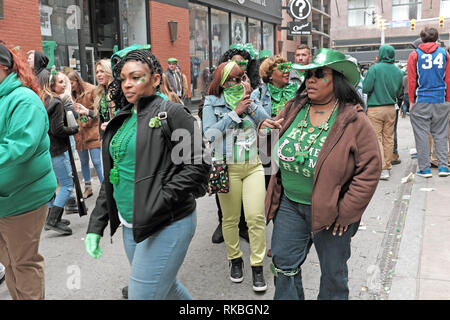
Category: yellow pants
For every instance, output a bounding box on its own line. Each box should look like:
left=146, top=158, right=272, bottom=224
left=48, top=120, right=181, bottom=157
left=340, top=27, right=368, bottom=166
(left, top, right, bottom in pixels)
left=218, top=161, right=266, bottom=266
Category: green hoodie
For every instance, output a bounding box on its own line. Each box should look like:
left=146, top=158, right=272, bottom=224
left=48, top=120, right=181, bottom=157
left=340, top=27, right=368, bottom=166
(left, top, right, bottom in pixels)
left=0, top=73, right=57, bottom=217
left=362, top=45, right=404, bottom=107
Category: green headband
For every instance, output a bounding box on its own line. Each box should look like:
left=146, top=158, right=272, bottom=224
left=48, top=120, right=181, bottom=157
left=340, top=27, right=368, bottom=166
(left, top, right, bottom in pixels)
left=220, top=61, right=237, bottom=86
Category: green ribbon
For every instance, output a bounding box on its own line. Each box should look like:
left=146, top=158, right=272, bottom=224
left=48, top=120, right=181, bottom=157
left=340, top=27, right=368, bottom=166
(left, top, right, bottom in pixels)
left=223, top=83, right=244, bottom=110
left=267, top=82, right=298, bottom=115
left=229, top=43, right=258, bottom=60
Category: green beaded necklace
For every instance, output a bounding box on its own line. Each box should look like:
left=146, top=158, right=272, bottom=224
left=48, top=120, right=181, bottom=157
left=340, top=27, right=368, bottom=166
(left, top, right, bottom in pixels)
left=100, top=94, right=110, bottom=121
left=294, top=100, right=339, bottom=164
left=109, top=114, right=137, bottom=185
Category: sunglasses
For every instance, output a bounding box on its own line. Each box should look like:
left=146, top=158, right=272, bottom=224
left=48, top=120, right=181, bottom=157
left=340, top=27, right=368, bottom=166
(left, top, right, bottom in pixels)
left=275, top=62, right=292, bottom=73
left=232, top=59, right=248, bottom=70
left=304, top=68, right=332, bottom=79
left=226, top=75, right=244, bottom=84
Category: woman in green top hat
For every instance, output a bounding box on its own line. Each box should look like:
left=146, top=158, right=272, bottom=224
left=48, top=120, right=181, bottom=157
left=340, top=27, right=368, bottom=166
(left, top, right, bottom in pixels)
left=259, top=48, right=382, bottom=300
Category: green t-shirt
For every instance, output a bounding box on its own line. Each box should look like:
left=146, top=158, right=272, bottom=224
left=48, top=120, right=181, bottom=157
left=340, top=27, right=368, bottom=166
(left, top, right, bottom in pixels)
left=273, top=105, right=338, bottom=204
left=109, top=112, right=137, bottom=223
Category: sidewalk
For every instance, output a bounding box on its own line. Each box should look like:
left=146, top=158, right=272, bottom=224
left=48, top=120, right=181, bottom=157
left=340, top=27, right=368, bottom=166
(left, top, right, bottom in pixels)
left=390, top=165, right=450, bottom=299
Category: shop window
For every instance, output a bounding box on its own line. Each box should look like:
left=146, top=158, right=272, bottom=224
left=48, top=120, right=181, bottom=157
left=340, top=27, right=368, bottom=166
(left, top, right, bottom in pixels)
left=211, top=9, right=229, bottom=69
left=39, top=0, right=93, bottom=81
left=347, top=0, right=375, bottom=27
left=392, top=0, right=421, bottom=21
left=441, top=0, right=450, bottom=18
left=263, top=22, right=274, bottom=55
left=248, top=18, right=262, bottom=51
left=189, top=3, right=209, bottom=100
left=231, top=14, right=246, bottom=45
left=120, top=0, right=148, bottom=47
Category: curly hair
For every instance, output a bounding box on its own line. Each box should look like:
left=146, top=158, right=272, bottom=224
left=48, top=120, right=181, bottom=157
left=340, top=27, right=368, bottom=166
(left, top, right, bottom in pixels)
left=218, top=48, right=260, bottom=90
left=109, top=49, right=163, bottom=109
left=259, top=55, right=288, bottom=84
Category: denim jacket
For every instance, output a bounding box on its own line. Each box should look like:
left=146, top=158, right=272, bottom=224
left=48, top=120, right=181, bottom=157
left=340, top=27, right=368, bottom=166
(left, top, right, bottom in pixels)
left=250, top=83, right=272, bottom=116
left=202, top=93, right=270, bottom=161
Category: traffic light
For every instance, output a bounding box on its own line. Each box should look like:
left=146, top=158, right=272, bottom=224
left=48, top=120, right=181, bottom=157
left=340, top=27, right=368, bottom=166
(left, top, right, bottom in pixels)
left=381, top=19, right=386, bottom=31
left=439, top=16, right=444, bottom=28
left=410, top=19, right=416, bottom=31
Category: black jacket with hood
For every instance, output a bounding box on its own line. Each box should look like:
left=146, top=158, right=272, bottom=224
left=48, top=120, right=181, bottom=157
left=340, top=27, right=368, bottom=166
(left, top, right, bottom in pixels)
left=87, top=95, right=211, bottom=243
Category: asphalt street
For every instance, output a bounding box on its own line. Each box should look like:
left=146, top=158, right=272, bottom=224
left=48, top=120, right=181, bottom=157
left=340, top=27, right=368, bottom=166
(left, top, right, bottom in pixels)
left=0, top=113, right=418, bottom=300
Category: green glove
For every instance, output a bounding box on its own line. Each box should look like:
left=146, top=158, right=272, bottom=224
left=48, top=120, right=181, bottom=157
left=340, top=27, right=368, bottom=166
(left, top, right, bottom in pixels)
left=85, top=233, right=102, bottom=259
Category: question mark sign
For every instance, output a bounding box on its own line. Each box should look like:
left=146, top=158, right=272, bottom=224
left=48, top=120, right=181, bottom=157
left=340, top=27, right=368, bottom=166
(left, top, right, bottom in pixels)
left=296, top=0, right=307, bottom=16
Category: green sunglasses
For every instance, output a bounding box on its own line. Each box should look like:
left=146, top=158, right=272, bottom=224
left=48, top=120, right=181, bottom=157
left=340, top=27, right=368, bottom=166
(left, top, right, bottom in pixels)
left=232, top=59, right=249, bottom=70
left=275, top=62, right=292, bottom=73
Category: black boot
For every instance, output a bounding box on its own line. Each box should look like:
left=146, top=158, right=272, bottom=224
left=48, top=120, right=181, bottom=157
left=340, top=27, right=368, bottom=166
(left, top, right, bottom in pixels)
left=122, top=286, right=128, bottom=299
left=44, top=208, right=70, bottom=230
left=64, top=197, right=78, bottom=214
left=45, top=206, right=72, bottom=235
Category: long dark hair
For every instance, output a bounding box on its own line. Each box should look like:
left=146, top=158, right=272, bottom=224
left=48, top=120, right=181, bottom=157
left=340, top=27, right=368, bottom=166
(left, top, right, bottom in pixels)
left=109, top=49, right=163, bottom=109
left=295, top=70, right=364, bottom=107
left=218, top=48, right=260, bottom=90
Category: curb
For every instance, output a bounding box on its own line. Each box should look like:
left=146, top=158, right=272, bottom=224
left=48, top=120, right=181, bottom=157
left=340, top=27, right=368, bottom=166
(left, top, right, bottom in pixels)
left=389, top=162, right=426, bottom=300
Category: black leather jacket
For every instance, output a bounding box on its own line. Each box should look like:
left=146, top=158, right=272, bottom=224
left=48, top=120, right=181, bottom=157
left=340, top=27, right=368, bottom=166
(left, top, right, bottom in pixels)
left=87, top=95, right=210, bottom=243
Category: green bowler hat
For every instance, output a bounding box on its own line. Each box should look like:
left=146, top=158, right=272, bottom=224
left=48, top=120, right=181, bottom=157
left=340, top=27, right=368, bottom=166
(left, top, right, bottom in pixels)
left=168, top=57, right=178, bottom=63
left=292, top=48, right=360, bottom=86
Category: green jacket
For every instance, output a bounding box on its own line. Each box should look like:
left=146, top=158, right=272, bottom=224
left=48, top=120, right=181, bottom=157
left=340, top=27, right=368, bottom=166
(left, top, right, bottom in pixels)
left=362, top=45, right=404, bottom=107
left=0, top=73, right=57, bottom=217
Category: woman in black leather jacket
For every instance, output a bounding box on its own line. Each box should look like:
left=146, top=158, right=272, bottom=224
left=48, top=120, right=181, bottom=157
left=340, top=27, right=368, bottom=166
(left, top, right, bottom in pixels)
left=85, top=47, right=210, bottom=300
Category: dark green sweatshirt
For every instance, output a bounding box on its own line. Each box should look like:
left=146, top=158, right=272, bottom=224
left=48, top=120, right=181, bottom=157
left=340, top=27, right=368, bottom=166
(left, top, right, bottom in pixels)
left=362, top=45, right=404, bottom=107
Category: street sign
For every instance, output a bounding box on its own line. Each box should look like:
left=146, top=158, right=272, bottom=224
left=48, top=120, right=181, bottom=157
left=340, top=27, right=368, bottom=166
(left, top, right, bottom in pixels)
left=288, top=0, right=312, bottom=20
left=288, top=21, right=312, bottom=36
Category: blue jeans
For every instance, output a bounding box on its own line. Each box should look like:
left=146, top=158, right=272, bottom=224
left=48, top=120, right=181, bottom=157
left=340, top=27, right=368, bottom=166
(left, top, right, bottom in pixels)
left=122, top=210, right=197, bottom=300
left=271, top=195, right=359, bottom=300
left=49, top=153, right=74, bottom=208
left=77, top=148, right=104, bottom=183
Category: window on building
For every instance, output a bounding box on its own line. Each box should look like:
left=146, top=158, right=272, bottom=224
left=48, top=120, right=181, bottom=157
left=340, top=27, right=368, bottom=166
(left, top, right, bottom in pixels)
left=231, top=14, right=246, bottom=45
left=189, top=3, right=209, bottom=100
left=120, top=0, right=148, bottom=48
left=211, top=9, right=229, bottom=70
left=263, top=22, right=274, bottom=55
left=441, top=0, right=450, bottom=18
left=248, top=18, right=261, bottom=51
left=348, top=0, right=375, bottom=27
left=392, top=0, right=422, bottom=21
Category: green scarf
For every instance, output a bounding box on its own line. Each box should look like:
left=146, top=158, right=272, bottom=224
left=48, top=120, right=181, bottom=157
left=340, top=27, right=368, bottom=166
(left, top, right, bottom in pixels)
left=267, top=82, right=298, bottom=115
left=223, top=83, right=244, bottom=110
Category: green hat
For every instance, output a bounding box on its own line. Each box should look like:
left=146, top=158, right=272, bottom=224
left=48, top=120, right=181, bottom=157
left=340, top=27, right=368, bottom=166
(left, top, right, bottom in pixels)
left=168, top=57, right=178, bottom=63
left=259, top=50, right=272, bottom=60
left=292, top=48, right=360, bottom=86
left=110, top=44, right=151, bottom=77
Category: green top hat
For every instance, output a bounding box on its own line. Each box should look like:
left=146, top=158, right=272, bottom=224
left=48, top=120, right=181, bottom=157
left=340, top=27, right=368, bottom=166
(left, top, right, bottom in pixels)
left=168, top=57, right=178, bottom=63
left=292, top=48, right=360, bottom=86
left=259, top=50, right=272, bottom=60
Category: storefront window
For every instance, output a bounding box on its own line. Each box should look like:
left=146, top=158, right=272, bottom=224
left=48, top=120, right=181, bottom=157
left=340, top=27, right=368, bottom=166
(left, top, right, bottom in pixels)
left=120, top=0, right=148, bottom=47
left=189, top=3, right=209, bottom=100
left=248, top=18, right=261, bottom=51
left=263, top=22, right=274, bottom=55
left=211, top=9, right=229, bottom=70
left=231, top=14, right=246, bottom=45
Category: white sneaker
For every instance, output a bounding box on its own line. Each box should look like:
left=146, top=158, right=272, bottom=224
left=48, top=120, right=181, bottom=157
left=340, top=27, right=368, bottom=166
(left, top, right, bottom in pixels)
left=380, top=169, right=390, bottom=180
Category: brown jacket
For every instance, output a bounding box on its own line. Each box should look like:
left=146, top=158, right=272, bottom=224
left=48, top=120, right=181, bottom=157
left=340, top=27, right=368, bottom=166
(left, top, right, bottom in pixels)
left=259, top=93, right=382, bottom=234
left=73, top=82, right=101, bottom=150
